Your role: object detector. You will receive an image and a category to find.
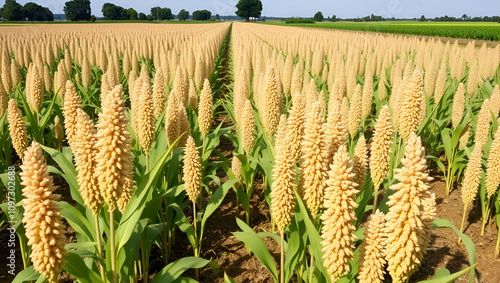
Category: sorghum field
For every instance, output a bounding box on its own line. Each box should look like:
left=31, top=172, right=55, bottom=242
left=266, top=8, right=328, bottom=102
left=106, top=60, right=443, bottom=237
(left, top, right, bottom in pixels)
left=0, top=22, right=499, bottom=283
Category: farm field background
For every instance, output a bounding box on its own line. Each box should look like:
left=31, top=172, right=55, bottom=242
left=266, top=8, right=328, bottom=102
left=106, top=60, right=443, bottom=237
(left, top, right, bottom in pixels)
left=264, top=20, right=500, bottom=41
left=0, top=21, right=499, bottom=283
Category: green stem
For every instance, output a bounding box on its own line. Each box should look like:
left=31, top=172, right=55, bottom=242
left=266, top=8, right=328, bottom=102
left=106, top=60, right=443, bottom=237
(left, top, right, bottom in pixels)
left=309, top=218, right=316, bottom=282
left=481, top=200, right=490, bottom=236
left=110, top=210, right=117, bottom=283
left=146, top=152, right=149, bottom=172
left=280, top=231, right=284, bottom=283
left=459, top=205, right=468, bottom=244
left=193, top=201, right=199, bottom=280
left=95, top=215, right=106, bottom=282
left=19, top=235, right=29, bottom=270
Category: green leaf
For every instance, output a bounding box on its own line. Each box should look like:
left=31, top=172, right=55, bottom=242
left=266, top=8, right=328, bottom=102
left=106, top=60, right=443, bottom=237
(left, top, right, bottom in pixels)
left=233, top=218, right=278, bottom=282
left=150, top=257, right=214, bottom=283
left=59, top=201, right=94, bottom=241
left=63, top=252, right=104, bottom=283
left=294, top=190, right=331, bottom=281
left=434, top=268, right=451, bottom=278
left=433, top=219, right=476, bottom=282
left=116, top=139, right=178, bottom=256
left=418, top=264, right=477, bottom=283
left=40, top=145, right=83, bottom=206
left=224, top=273, right=238, bottom=283
left=12, top=266, right=41, bottom=283
left=201, top=179, right=238, bottom=241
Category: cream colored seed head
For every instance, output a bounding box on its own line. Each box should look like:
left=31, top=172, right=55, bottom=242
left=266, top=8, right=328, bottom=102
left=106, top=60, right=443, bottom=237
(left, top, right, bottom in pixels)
left=418, top=192, right=436, bottom=260
left=95, top=85, right=134, bottom=212
left=434, top=63, right=447, bottom=103
left=188, top=79, right=198, bottom=110
left=353, top=135, right=368, bottom=189
left=361, top=77, right=373, bottom=120
left=0, top=83, right=7, bottom=117
left=43, top=65, right=51, bottom=93
left=165, top=91, right=180, bottom=147
left=117, top=176, right=134, bottom=213
left=460, top=121, right=470, bottom=148
left=348, top=84, right=362, bottom=138
left=172, top=67, right=187, bottom=106
left=20, top=141, right=67, bottom=282
left=378, top=71, right=387, bottom=101
left=358, top=210, right=386, bottom=283
left=385, top=133, right=433, bottom=283
left=11, top=60, right=21, bottom=88
left=299, top=101, right=327, bottom=219
left=286, top=92, right=305, bottom=163
left=271, top=114, right=296, bottom=232
left=177, top=103, right=191, bottom=147
left=1, top=53, right=12, bottom=93
left=241, top=98, right=255, bottom=155
left=53, top=115, right=64, bottom=146
left=489, top=85, right=500, bottom=118
left=26, top=64, right=43, bottom=114
left=82, top=56, right=91, bottom=88
left=290, top=62, right=303, bottom=100
left=475, top=98, right=492, bottom=150
left=321, top=145, right=359, bottom=281
left=370, top=105, right=393, bottom=190
left=153, top=69, right=167, bottom=117
left=462, top=145, right=483, bottom=207
left=232, top=154, right=242, bottom=180
left=63, top=80, right=82, bottom=149
left=282, top=55, right=293, bottom=95
left=8, top=99, right=28, bottom=158
left=183, top=136, right=202, bottom=203
left=74, top=109, right=102, bottom=215
left=261, top=66, right=283, bottom=138
left=325, top=97, right=348, bottom=165
left=485, top=130, right=500, bottom=198
left=399, top=70, right=424, bottom=141
left=452, top=83, right=465, bottom=128
left=136, top=76, right=155, bottom=153
left=198, top=79, right=213, bottom=138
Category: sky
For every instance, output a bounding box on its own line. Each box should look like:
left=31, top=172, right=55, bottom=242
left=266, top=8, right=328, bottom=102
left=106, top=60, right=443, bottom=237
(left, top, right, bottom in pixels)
left=0, top=0, right=498, bottom=19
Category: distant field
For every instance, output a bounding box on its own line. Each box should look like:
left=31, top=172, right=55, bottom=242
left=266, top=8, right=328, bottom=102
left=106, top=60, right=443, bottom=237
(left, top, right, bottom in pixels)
left=263, top=20, right=500, bottom=41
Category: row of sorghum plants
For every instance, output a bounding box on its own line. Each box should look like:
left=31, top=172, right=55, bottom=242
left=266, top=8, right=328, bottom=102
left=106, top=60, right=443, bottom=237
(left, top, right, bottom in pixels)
left=225, top=22, right=499, bottom=282
left=1, top=22, right=234, bottom=282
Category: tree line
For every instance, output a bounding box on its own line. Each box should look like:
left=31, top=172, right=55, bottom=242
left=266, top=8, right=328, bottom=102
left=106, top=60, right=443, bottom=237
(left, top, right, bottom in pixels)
left=0, top=0, right=221, bottom=21
left=0, top=0, right=53, bottom=21
left=309, top=11, right=500, bottom=23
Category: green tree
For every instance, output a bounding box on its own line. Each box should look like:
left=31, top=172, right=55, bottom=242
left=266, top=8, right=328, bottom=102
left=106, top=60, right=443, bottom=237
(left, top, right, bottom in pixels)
left=178, top=9, right=189, bottom=21
left=64, top=0, right=91, bottom=21
left=127, top=8, right=138, bottom=20
left=313, top=11, right=323, bottom=22
left=215, top=13, right=220, bottom=20
left=102, top=3, right=127, bottom=20
left=330, top=15, right=337, bottom=22
left=192, top=9, right=211, bottom=21
left=1, top=0, right=24, bottom=21
left=23, top=2, right=53, bottom=21
left=235, top=0, right=262, bottom=21
left=150, top=7, right=173, bottom=20
left=90, top=14, right=96, bottom=22
left=139, top=12, right=146, bottom=20
left=420, top=15, right=426, bottom=22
